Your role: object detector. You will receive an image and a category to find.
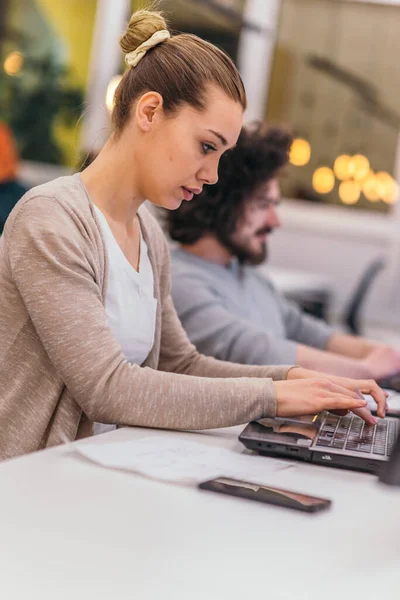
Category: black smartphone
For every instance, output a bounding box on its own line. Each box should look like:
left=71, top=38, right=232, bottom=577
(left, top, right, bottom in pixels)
left=198, top=478, right=332, bottom=513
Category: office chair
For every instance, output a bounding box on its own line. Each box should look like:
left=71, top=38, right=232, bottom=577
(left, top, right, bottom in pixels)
left=343, top=257, right=386, bottom=336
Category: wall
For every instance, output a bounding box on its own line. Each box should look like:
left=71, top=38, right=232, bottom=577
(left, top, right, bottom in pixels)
left=34, top=0, right=97, bottom=165
left=263, top=0, right=400, bottom=330
left=267, top=0, right=400, bottom=213
left=269, top=197, right=400, bottom=329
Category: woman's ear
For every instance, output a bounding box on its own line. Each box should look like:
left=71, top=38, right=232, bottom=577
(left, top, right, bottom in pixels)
left=134, top=92, right=164, bottom=132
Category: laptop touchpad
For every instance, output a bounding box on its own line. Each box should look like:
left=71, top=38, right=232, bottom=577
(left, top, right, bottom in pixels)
left=257, top=419, right=319, bottom=445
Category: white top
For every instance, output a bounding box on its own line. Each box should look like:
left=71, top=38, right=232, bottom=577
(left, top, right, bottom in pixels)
left=94, top=205, right=157, bottom=366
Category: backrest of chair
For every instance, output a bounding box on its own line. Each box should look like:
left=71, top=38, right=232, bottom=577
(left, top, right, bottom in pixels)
left=344, top=257, right=386, bottom=335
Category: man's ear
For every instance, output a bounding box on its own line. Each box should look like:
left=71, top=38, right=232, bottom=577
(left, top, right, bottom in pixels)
left=134, top=91, right=164, bottom=132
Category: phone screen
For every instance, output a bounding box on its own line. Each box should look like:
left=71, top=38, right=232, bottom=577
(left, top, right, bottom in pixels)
left=199, top=478, right=332, bottom=512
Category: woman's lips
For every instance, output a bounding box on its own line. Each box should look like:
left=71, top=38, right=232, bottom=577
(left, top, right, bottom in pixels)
left=182, top=187, right=194, bottom=201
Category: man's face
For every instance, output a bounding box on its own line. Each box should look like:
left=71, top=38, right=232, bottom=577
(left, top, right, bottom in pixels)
left=226, top=178, right=281, bottom=265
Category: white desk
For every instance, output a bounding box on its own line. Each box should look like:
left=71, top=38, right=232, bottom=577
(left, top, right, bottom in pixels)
left=0, top=425, right=399, bottom=600
left=259, top=265, right=335, bottom=299
left=258, top=265, right=335, bottom=321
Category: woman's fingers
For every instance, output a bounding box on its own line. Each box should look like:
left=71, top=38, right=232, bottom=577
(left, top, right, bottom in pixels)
left=325, top=382, right=379, bottom=424
left=328, top=382, right=365, bottom=403
left=323, top=377, right=387, bottom=419
left=274, top=378, right=384, bottom=423
left=317, top=382, right=370, bottom=421
left=351, top=406, right=378, bottom=425
left=353, top=380, right=387, bottom=419
left=330, top=409, right=350, bottom=417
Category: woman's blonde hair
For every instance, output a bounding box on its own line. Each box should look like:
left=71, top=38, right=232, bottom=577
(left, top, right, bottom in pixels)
left=113, top=8, right=246, bottom=132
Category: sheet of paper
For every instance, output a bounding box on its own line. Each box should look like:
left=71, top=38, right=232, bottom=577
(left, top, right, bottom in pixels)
left=74, top=436, right=293, bottom=485
left=364, top=390, right=400, bottom=412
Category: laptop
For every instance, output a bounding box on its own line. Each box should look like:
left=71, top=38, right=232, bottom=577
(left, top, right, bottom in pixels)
left=379, top=424, right=400, bottom=485
left=239, top=412, right=399, bottom=475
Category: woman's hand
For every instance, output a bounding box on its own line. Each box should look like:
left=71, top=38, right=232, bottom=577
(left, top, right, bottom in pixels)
left=274, top=377, right=370, bottom=422
left=276, top=366, right=388, bottom=424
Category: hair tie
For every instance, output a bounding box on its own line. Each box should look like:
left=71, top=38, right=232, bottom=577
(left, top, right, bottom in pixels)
left=125, top=29, right=170, bottom=68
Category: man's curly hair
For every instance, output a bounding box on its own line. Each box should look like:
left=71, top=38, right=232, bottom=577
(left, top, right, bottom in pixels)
left=167, top=122, right=292, bottom=245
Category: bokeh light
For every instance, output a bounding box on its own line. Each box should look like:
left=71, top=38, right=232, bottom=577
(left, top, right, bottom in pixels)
left=105, top=74, right=123, bottom=113
left=4, top=51, right=23, bottom=76
left=339, top=180, right=361, bottom=205
left=312, top=167, right=335, bottom=194
left=289, top=138, right=311, bottom=167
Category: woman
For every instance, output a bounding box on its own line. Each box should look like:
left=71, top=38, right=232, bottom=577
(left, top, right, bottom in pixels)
left=0, top=9, right=385, bottom=460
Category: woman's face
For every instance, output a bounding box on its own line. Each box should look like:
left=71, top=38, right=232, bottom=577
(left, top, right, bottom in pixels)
left=133, top=84, right=244, bottom=210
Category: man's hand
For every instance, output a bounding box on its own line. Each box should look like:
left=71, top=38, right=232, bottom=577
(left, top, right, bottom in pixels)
left=362, top=344, right=400, bottom=380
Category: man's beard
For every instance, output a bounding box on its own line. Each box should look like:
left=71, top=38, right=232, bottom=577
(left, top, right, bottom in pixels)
left=218, top=227, right=272, bottom=266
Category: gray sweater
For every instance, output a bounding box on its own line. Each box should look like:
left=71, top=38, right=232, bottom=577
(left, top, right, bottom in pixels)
left=170, top=248, right=335, bottom=366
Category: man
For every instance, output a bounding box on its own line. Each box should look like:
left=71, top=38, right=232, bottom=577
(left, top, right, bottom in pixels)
left=167, top=122, right=400, bottom=380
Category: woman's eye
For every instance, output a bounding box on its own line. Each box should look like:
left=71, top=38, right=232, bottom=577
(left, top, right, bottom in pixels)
left=201, top=143, right=216, bottom=155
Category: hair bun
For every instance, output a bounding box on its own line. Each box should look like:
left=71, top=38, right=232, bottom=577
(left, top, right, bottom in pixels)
left=120, top=9, right=168, bottom=55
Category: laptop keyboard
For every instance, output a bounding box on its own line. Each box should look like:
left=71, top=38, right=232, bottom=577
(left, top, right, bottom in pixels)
left=315, top=414, right=398, bottom=456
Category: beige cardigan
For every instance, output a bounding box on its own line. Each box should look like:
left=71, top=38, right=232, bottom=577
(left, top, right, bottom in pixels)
left=0, top=174, right=292, bottom=459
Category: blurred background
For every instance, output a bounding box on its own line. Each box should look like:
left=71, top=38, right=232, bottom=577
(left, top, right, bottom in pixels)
left=1, top=0, right=400, bottom=337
